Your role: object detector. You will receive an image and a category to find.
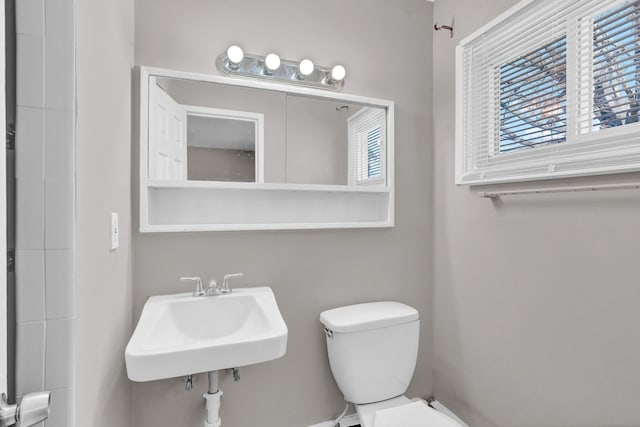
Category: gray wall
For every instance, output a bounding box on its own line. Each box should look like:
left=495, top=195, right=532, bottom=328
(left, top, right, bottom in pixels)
left=432, top=1, right=640, bottom=426
left=285, top=96, right=350, bottom=186
left=134, top=0, right=433, bottom=426
left=187, top=147, right=255, bottom=182
left=75, top=0, right=134, bottom=426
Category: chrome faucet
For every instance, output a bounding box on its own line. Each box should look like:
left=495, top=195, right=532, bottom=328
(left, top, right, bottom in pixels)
left=220, top=273, right=243, bottom=294
left=181, top=273, right=243, bottom=297
left=181, top=277, right=204, bottom=297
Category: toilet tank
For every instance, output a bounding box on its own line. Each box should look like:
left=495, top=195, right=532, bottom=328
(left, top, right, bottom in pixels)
left=320, top=302, right=419, bottom=405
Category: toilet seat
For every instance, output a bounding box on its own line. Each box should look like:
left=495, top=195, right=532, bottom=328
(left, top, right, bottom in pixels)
left=356, top=396, right=461, bottom=427
left=373, top=400, right=461, bottom=427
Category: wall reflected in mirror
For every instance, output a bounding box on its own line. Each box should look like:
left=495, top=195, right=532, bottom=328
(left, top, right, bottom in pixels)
left=148, top=76, right=387, bottom=186
left=186, top=114, right=256, bottom=182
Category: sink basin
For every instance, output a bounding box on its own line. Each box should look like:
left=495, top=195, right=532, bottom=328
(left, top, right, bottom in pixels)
left=125, top=287, right=288, bottom=382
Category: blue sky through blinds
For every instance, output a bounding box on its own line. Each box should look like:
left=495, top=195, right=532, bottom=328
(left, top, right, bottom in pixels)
left=499, top=36, right=567, bottom=153
left=593, top=0, right=640, bottom=129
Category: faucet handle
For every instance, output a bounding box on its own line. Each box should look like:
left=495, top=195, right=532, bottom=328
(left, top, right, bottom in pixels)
left=181, top=277, right=204, bottom=297
left=221, top=273, right=243, bottom=293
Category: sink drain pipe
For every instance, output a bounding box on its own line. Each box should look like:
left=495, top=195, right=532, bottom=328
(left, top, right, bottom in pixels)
left=204, top=371, right=222, bottom=427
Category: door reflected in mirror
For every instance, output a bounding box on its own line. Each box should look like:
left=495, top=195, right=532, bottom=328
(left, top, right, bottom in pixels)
left=149, top=77, right=264, bottom=182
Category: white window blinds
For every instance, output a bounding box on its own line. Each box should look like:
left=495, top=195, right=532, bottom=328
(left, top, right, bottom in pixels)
left=499, top=36, right=567, bottom=152
left=456, top=0, right=640, bottom=185
left=366, top=126, right=382, bottom=178
left=580, top=0, right=640, bottom=133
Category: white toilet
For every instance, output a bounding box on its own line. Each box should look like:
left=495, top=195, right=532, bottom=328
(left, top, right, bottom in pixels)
left=320, top=302, right=462, bottom=427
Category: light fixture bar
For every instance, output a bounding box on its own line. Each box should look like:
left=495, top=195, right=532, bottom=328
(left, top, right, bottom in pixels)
left=216, top=49, right=345, bottom=91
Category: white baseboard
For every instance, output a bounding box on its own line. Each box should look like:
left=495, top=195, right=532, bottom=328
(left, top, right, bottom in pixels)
left=307, top=413, right=359, bottom=427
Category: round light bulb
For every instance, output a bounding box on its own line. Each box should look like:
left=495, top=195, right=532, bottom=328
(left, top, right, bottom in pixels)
left=265, top=53, right=281, bottom=71
left=227, top=45, right=244, bottom=64
left=331, top=65, right=346, bottom=81
left=299, top=59, right=314, bottom=76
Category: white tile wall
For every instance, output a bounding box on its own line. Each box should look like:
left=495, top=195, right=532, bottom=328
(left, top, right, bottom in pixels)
left=16, top=179, right=45, bottom=249
left=15, top=0, right=43, bottom=35
left=44, top=109, right=73, bottom=181
left=15, top=107, right=44, bottom=180
left=45, top=250, right=74, bottom=319
left=16, top=250, right=45, bottom=322
left=15, top=322, right=45, bottom=396
left=44, top=0, right=73, bottom=111
left=45, top=318, right=73, bottom=390
left=45, top=180, right=74, bottom=249
left=15, top=0, right=75, bottom=425
left=16, top=34, right=44, bottom=108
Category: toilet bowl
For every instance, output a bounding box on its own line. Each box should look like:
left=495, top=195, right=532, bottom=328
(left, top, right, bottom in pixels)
left=320, top=302, right=462, bottom=427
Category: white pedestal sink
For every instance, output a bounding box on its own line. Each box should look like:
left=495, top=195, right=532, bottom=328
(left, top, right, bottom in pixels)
left=125, top=286, right=288, bottom=426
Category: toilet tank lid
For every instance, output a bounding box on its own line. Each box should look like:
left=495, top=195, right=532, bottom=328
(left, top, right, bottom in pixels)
left=320, top=302, right=419, bottom=333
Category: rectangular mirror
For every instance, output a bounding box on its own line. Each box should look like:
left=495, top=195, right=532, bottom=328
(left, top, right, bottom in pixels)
left=139, top=67, right=394, bottom=232
left=149, top=76, right=387, bottom=187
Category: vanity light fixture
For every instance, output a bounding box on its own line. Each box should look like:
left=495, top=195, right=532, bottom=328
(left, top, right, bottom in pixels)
left=297, top=59, right=315, bottom=78
left=216, top=46, right=346, bottom=90
left=264, top=53, right=281, bottom=74
left=226, top=45, right=244, bottom=68
left=329, top=65, right=346, bottom=83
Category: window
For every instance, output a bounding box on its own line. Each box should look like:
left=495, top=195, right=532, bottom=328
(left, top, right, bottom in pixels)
left=456, top=0, right=640, bottom=185
left=348, top=107, right=386, bottom=185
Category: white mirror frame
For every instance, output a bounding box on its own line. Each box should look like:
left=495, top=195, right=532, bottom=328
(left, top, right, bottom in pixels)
left=138, top=66, right=395, bottom=232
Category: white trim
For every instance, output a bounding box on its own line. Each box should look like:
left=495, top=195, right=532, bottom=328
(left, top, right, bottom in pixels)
left=139, top=67, right=151, bottom=234
left=142, top=222, right=394, bottom=233
left=140, top=66, right=392, bottom=109
left=386, top=104, right=395, bottom=227
left=147, top=180, right=391, bottom=193
left=0, top=0, right=7, bottom=394
left=454, top=45, right=466, bottom=185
